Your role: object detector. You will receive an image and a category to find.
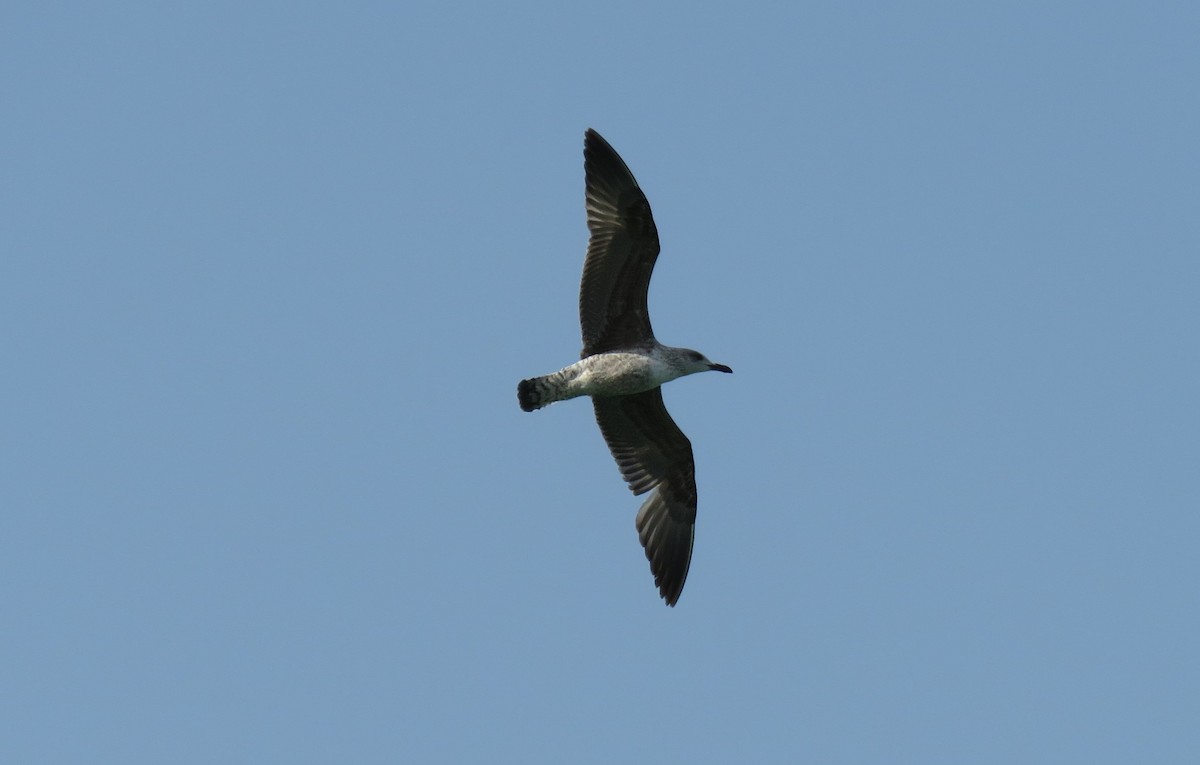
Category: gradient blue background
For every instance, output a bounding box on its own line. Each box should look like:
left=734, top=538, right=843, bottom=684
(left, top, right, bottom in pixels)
left=3, top=2, right=1197, bottom=762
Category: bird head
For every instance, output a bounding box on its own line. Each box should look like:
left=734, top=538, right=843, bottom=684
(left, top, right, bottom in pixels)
left=675, top=348, right=733, bottom=376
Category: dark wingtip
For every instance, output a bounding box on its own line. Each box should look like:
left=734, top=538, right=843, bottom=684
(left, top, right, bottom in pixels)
left=584, top=128, right=603, bottom=153
left=635, top=492, right=695, bottom=608
left=583, top=129, right=627, bottom=179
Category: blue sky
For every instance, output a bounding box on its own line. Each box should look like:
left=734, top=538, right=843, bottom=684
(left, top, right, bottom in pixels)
left=3, top=2, right=1198, bottom=762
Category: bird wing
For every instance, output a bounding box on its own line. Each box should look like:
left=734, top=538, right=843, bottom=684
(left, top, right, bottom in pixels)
left=579, top=129, right=662, bottom=357
left=592, top=388, right=697, bottom=606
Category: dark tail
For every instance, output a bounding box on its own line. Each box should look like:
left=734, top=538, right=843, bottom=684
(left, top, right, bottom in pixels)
left=517, top=377, right=549, bottom=412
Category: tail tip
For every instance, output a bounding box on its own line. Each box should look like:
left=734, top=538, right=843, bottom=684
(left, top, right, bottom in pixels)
left=517, top=379, right=538, bottom=412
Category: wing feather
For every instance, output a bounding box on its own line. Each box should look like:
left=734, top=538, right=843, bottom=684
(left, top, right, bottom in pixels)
left=579, top=129, right=661, bottom=356
left=592, top=389, right=697, bottom=606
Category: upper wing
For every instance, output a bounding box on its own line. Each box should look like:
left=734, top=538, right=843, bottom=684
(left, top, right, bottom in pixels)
left=579, top=129, right=661, bottom=356
left=592, top=389, right=697, bottom=606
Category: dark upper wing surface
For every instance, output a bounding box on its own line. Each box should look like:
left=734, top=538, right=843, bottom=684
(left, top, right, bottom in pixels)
left=579, top=129, right=661, bottom=356
left=592, top=389, right=697, bottom=606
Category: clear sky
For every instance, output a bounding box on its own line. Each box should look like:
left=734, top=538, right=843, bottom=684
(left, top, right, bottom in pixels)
left=3, top=2, right=1198, bottom=763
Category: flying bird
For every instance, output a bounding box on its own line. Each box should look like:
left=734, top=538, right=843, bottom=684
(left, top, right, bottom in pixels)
left=517, top=129, right=731, bottom=606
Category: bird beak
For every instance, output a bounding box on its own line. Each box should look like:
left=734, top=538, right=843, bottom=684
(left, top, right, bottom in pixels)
left=710, top=363, right=733, bottom=373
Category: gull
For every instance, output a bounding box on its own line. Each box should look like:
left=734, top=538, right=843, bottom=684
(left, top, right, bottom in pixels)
left=517, top=129, right=731, bottom=606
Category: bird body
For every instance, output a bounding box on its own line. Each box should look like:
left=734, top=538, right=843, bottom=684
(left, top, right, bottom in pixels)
left=519, top=345, right=730, bottom=412
left=517, top=129, right=730, bottom=606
